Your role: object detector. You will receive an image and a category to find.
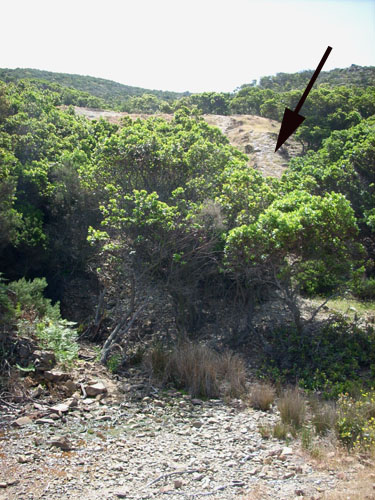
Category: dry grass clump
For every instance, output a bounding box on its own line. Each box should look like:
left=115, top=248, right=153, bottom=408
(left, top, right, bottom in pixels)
left=311, top=401, right=338, bottom=435
left=167, top=342, right=221, bottom=398
left=278, top=387, right=306, bottom=429
left=272, top=421, right=289, bottom=440
left=217, top=350, right=247, bottom=398
left=321, top=468, right=375, bottom=499
left=144, top=342, right=247, bottom=399
left=248, top=381, right=276, bottom=411
left=257, top=423, right=272, bottom=439
left=143, top=341, right=169, bottom=378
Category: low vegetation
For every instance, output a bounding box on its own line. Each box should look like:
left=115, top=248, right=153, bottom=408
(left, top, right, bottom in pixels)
left=248, top=381, right=276, bottom=411
left=278, top=387, right=306, bottom=429
left=0, top=276, right=78, bottom=375
left=144, top=342, right=247, bottom=399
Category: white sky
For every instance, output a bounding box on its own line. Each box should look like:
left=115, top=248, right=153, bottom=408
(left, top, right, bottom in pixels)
left=1, top=0, right=374, bottom=93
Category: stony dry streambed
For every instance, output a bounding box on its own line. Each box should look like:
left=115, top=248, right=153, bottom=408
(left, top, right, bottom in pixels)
left=0, top=368, right=370, bottom=500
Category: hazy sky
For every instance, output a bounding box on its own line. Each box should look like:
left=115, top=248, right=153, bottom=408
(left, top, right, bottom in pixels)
left=1, top=0, right=374, bottom=93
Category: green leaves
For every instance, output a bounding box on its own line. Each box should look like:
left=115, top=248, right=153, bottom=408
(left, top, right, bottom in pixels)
left=224, top=190, right=362, bottom=295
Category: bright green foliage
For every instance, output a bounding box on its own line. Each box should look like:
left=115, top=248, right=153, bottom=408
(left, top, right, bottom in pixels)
left=336, top=390, right=375, bottom=450
left=5, top=277, right=78, bottom=365
left=230, top=87, right=274, bottom=115
left=107, top=353, right=122, bottom=373
left=36, top=317, right=78, bottom=365
left=82, top=108, right=244, bottom=207
left=218, top=166, right=276, bottom=227
left=280, top=118, right=375, bottom=293
left=122, top=94, right=169, bottom=114
left=224, top=191, right=361, bottom=294
left=175, top=92, right=230, bottom=115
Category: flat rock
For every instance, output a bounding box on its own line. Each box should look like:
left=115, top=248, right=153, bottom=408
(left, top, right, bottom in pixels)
left=192, top=421, right=203, bottom=428
left=95, top=415, right=112, bottom=422
left=115, top=491, right=129, bottom=498
left=50, top=403, right=70, bottom=413
left=35, top=418, right=56, bottom=425
left=50, top=436, right=73, bottom=451
left=191, top=399, right=203, bottom=406
left=13, top=416, right=33, bottom=427
left=85, top=382, right=107, bottom=397
left=281, top=446, right=293, bottom=456
left=43, top=370, right=70, bottom=382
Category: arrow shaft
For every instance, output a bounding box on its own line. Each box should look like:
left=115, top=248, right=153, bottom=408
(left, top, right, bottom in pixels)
left=294, top=46, right=332, bottom=114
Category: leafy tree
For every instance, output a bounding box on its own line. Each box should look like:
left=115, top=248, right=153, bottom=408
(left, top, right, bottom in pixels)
left=224, top=191, right=363, bottom=331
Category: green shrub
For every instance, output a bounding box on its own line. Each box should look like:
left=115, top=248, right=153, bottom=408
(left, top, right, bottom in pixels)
left=4, top=277, right=79, bottom=367
left=260, top=316, right=375, bottom=397
left=354, top=278, right=375, bottom=300
left=8, top=277, right=60, bottom=320
left=107, top=352, right=122, bottom=373
left=36, top=318, right=78, bottom=365
left=336, top=390, right=375, bottom=450
left=0, top=273, right=13, bottom=323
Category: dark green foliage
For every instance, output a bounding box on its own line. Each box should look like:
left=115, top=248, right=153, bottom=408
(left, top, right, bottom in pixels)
left=0, top=68, right=187, bottom=110
left=354, top=278, right=375, bottom=300
left=280, top=117, right=375, bottom=292
left=260, top=316, right=375, bottom=397
left=256, top=64, right=375, bottom=91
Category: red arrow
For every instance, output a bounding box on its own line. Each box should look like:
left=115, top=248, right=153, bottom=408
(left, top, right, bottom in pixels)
left=275, top=46, right=332, bottom=152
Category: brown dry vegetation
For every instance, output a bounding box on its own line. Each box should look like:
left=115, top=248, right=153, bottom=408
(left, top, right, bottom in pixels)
left=248, top=381, right=276, bottom=411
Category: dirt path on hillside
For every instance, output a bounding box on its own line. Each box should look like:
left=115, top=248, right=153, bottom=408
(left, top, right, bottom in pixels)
left=72, top=107, right=302, bottom=179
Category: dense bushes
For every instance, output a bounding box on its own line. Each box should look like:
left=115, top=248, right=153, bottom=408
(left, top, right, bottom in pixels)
left=0, top=71, right=374, bottom=399
left=1, top=277, right=78, bottom=369
left=259, top=315, right=375, bottom=397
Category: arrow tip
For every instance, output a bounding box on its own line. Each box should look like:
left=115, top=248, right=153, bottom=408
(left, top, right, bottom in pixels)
left=275, top=108, right=305, bottom=152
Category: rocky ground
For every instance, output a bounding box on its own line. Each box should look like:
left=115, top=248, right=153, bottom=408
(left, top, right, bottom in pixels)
left=0, top=348, right=373, bottom=500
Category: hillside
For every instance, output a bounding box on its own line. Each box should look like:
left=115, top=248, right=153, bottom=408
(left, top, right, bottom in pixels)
left=0, top=67, right=187, bottom=105
left=72, top=106, right=301, bottom=178
left=1, top=64, right=374, bottom=114
left=254, top=64, right=375, bottom=91
left=1, top=71, right=375, bottom=500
